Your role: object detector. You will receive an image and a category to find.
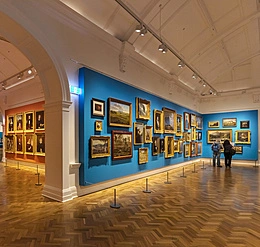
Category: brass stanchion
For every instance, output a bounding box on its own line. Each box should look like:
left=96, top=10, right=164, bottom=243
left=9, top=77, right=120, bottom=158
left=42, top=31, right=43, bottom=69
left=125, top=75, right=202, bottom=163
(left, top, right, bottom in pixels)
left=180, top=167, right=186, bottom=178
left=110, top=189, right=120, bottom=209
left=192, top=163, right=198, bottom=173
left=16, top=161, right=20, bottom=170
left=201, top=161, right=206, bottom=170
left=4, top=159, right=7, bottom=167
left=253, top=160, right=259, bottom=168
left=35, top=165, right=39, bottom=175
left=143, top=178, right=151, bottom=193
left=164, top=171, right=172, bottom=184
left=35, top=173, right=42, bottom=186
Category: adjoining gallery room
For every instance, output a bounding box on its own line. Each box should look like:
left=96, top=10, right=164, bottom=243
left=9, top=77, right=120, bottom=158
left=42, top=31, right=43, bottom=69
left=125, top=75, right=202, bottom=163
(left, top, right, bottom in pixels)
left=0, top=1, right=260, bottom=246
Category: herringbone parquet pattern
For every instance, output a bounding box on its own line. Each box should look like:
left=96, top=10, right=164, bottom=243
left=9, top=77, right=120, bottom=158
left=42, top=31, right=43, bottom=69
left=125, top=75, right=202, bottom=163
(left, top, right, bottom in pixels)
left=0, top=161, right=260, bottom=247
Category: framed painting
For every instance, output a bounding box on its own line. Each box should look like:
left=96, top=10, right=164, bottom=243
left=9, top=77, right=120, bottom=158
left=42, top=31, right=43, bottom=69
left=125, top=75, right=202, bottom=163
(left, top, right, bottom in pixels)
left=95, top=121, right=102, bottom=131
left=15, top=134, right=24, bottom=154
left=207, top=129, right=232, bottom=143
left=184, top=143, right=190, bottom=158
left=144, top=126, right=153, bottom=143
left=112, top=131, right=132, bottom=160
left=208, top=121, right=219, bottom=128
left=222, top=118, right=237, bottom=127
left=190, top=142, right=196, bottom=157
left=24, top=111, right=34, bottom=132
left=190, top=113, right=196, bottom=127
left=108, top=98, right=132, bottom=127
left=183, top=112, right=190, bottom=130
left=165, top=136, right=174, bottom=158
left=197, top=132, right=202, bottom=141
left=233, top=145, right=243, bottom=154
left=178, top=140, right=184, bottom=154
left=160, top=138, right=165, bottom=153
left=35, top=110, right=45, bottom=130
left=5, top=135, right=14, bottom=153
left=152, top=136, right=160, bottom=156
left=36, top=133, right=45, bottom=156
left=15, top=113, right=23, bottom=132
left=90, top=136, right=110, bottom=158
left=235, top=130, right=250, bottom=144
left=176, top=114, right=183, bottom=136
left=134, top=122, right=144, bottom=145
left=136, top=97, right=150, bottom=120
left=196, top=116, right=203, bottom=130
left=240, top=120, right=249, bottom=129
left=7, top=115, right=14, bottom=133
left=174, top=140, right=179, bottom=153
left=24, top=134, right=34, bottom=154
left=138, top=147, right=148, bottom=164
left=197, top=142, right=202, bottom=156
left=154, top=109, right=163, bottom=134
left=191, top=127, right=196, bottom=141
left=163, top=107, right=175, bottom=134
left=92, top=98, right=105, bottom=117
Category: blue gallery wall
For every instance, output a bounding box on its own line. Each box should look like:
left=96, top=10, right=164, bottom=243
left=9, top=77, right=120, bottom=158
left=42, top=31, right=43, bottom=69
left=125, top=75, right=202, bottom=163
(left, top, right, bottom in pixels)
left=202, top=111, right=258, bottom=160
left=79, top=67, right=201, bottom=185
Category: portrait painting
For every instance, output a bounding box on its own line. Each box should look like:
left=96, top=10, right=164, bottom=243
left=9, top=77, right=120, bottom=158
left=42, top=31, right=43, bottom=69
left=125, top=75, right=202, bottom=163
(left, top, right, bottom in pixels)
left=36, top=133, right=45, bottom=156
left=15, top=134, right=23, bottom=153
left=165, top=136, right=174, bottom=158
left=95, top=121, right=102, bottom=132
left=7, top=115, right=14, bottom=133
left=178, top=140, right=184, bottom=154
left=163, top=108, right=175, bottom=134
left=152, top=136, right=160, bottom=156
left=15, top=113, right=23, bottom=132
left=183, top=112, right=190, bottom=130
left=196, top=116, right=203, bottom=129
left=136, top=97, right=150, bottom=120
left=5, top=135, right=14, bottom=153
left=134, top=122, right=144, bottom=145
left=25, top=134, right=34, bottom=154
left=25, top=111, right=34, bottom=132
left=112, top=131, right=132, bottom=160
left=240, top=120, right=249, bottom=129
left=154, top=110, right=163, bottom=134
left=197, top=142, right=202, bottom=156
left=176, top=114, right=183, bottom=136
left=144, top=126, right=153, bottom=143
left=160, top=138, right=165, bottom=153
left=184, top=144, right=190, bottom=158
left=190, top=114, right=196, bottom=127
left=35, top=110, right=45, bottom=130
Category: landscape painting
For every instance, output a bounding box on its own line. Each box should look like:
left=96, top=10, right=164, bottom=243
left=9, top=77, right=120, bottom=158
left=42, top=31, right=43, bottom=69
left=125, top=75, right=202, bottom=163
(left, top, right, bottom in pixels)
left=90, top=136, right=110, bottom=158
left=112, top=131, right=132, bottom=160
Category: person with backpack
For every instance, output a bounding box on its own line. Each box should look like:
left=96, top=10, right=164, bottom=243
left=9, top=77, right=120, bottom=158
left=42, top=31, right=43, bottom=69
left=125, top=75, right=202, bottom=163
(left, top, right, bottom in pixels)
left=211, top=139, right=223, bottom=167
left=223, top=139, right=234, bottom=168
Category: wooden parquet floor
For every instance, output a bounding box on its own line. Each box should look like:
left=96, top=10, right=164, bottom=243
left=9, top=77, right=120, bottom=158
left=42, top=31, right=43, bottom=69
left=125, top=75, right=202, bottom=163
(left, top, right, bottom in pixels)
left=0, top=162, right=260, bottom=247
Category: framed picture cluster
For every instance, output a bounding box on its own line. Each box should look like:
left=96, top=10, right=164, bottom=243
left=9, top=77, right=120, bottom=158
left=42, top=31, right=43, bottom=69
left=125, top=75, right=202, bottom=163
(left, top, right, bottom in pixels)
left=6, top=110, right=45, bottom=156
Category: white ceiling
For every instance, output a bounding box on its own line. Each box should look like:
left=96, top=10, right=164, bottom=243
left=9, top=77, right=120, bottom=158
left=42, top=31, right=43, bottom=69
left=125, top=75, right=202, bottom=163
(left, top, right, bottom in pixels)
left=1, top=0, right=260, bottom=98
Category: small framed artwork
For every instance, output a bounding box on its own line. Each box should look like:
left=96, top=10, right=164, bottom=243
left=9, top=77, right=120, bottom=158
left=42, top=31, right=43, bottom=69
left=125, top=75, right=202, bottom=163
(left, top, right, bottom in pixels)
left=136, top=97, right=150, bottom=120
left=163, top=107, right=176, bottom=134
left=15, top=113, right=23, bottom=132
left=134, top=122, right=144, bottom=145
left=154, top=109, right=163, bottom=134
left=207, top=129, right=232, bottom=143
left=35, top=110, right=45, bottom=130
left=15, top=134, right=24, bottom=154
left=7, top=115, right=14, bottom=133
left=5, top=135, right=14, bottom=153
left=208, top=121, right=219, bottom=128
left=36, top=133, right=45, bottom=156
left=197, top=132, right=202, bottom=140
left=190, top=142, right=196, bottom=157
left=197, top=142, right=202, bottom=156
left=233, top=145, right=243, bottom=154
left=174, top=140, right=179, bottom=153
left=184, top=144, right=190, bottom=158
left=108, top=98, right=132, bottom=127
left=25, top=134, right=34, bottom=154
left=235, top=130, right=251, bottom=144
left=24, top=111, right=34, bottom=132
left=90, top=136, right=110, bottom=158
left=176, top=114, right=183, bottom=136
left=240, top=120, right=249, bottom=129
left=190, top=113, right=196, bottom=127
left=144, top=126, right=153, bottom=143
left=191, top=127, right=196, bottom=140
left=138, top=147, right=148, bottom=164
left=112, top=131, right=132, bottom=160
left=91, top=98, right=105, bottom=117
left=183, top=112, right=190, bottom=130
left=160, top=138, right=165, bottom=153
left=223, top=118, right=237, bottom=127
left=152, top=136, right=160, bottom=156
left=165, top=136, right=174, bottom=158
left=178, top=140, right=184, bottom=154
left=95, top=121, right=102, bottom=131
left=196, top=116, right=203, bottom=130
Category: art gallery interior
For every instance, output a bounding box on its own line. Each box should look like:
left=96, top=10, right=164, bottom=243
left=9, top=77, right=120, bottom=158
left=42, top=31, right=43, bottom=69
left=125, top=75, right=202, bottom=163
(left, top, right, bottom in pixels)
left=0, top=1, right=260, bottom=246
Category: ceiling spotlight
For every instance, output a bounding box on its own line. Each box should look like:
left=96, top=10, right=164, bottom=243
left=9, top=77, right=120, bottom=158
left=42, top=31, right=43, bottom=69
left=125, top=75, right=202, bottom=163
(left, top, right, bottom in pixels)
left=162, top=46, right=168, bottom=53
left=192, top=73, right=198, bottom=79
left=140, top=27, right=147, bottom=36
left=17, top=73, right=23, bottom=80
left=158, top=43, right=167, bottom=53
left=135, top=23, right=142, bottom=33
left=27, top=69, right=32, bottom=75
left=202, top=82, right=206, bottom=87
left=178, top=60, right=185, bottom=68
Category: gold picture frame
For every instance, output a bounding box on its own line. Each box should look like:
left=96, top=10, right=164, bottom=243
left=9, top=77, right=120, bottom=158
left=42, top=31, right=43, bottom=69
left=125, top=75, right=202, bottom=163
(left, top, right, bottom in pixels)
left=184, top=143, right=190, bottom=158
left=24, top=111, right=34, bottom=132
left=223, top=118, right=237, bottom=127
left=136, top=97, right=150, bottom=120
left=152, top=136, right=160, bottom=156
left=24, top=134, right=34, bottom=154
left=190, top=142, right=196, bottom=157
left=197, top=142, right=202, bottom=156
left=235, top=130, right=251, bottom=144
left=178, top=140, right=184, bottom=154
left=134, top=122, right=144, bottom=145
left=190, top=113, right=196, bottom=127
left=207, top=129, right=232, bottom=143
left=176, top=114, right=183, bottom=136
left=196, top=115, right=203, bottom=129
left=36, top=133, right=45, bottom=156
left=154, top=109, right=163, bottom=134
left=90, top=136, right=110, bottom=158
left=165, top=136, right=174, bottom=158
left=208, top=121, right=219, bottom=128
left=112, top=131, right=132, bottom=160
left=144, top=126, right=153, bottom=143
left=163, top=107, right=176, bottom=134
left=174, top=140, right=179, bottom=153
left=138, top=147, right=148, bottom=164
left=91, top=98, right=105, bottom=117
left=183, top=112, right=190, bottom=130
left=7, top=115, right=14, bottom=133
left=15, top=113, right=23, bottom=133
left=95, top=121, right=102, bottom=132
left=35, top=110, right=45, bottom=130
left=15, top=134, right=24, bottom=154
left=5, top=135, right=14, bottom=153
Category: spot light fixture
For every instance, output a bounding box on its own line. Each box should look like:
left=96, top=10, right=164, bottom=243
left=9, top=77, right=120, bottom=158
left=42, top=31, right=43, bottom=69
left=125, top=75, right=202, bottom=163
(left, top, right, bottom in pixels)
left=192, top=73, right=198, bottom=79
left=140, top=27, right=147, bottom=36
left=158, top=43, right=168, bottom=53
left=135, top=23, right=142, bottom=33
left=178, top=60, right=185, bottom=68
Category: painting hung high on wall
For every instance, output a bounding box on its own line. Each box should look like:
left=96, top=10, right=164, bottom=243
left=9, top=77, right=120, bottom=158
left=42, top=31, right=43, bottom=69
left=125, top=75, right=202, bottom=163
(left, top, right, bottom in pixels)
left=92, top=98, right=105, bottom=117
left=207, top=129, right=232, bottom=143
left=190, top=113, right=196, bottom=127
left=112, top=131, right=132, bottom=160
left=134, top=122, right=144, bottom=145
left=7, top=115, right=14, bottom=133
left=176, top=114, right=183, bottom=136
left=90, top=136, right=110, bottom=158
left=15, top=113, right=23, bottom=132
left=240, top=120, right=250, bottom=129
left=208, top=121, right=219, bottom=128
left=35, top=110, right=45, bottom=130
left=144, top=126, right=153, bottom=143
left=183, top=112, right=190, bottom=130
left=154, top=110, right=163, bottom=134
left=163, top=107, right=175, bottom=134
left=25, top=111, right=34, bottom=132
left=222, top=118, right=237, bottom=127
left=235, top=130, right=251, bottom=144
left=136, top=97, right=150, bottom=120
left=196, top=116, right=203, bottom=129
left=108, top=98, right=132, bottom=127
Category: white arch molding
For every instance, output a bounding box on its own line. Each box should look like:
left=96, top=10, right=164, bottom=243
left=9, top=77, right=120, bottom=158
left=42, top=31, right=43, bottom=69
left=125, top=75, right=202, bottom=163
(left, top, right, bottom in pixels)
left=0, top=8, right=76, bottom=202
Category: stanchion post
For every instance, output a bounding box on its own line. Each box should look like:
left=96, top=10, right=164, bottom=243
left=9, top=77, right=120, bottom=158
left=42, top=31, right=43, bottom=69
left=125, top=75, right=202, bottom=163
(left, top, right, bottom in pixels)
left=16, top=161, right=20, bottom=170
left=110, top=188, right=120, bottom=209
left=253, top=160, right=259, bottom=168
left=201, top=161, right=206, bottom=170
left=4, top=159, right=7, bottom=167
left=35, top=165, right=39, bottom=175
left=192, top=163, right=198, bottom=173
left=143, top=178, right=151, bottom=193
left=180, top=167, right=187, bottom=178
left=164, top=171, right=172, bottom=184
left=35, top=173, right=42, bottom=186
